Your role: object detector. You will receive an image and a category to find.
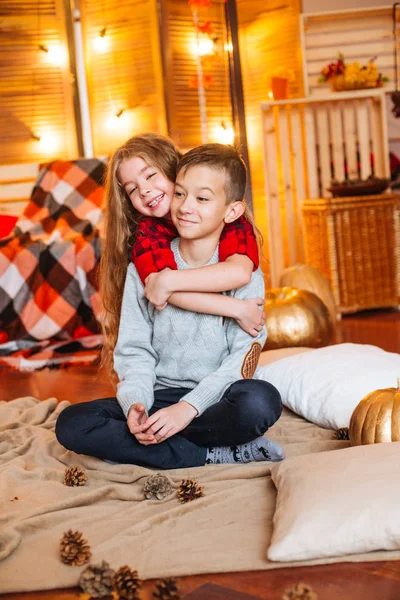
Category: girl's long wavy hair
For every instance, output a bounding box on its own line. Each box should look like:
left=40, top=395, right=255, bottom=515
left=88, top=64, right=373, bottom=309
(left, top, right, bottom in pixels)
left=99, top=133, right=180, bottom=383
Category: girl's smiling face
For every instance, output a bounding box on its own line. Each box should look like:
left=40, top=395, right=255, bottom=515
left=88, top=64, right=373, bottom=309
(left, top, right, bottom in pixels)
left=118, top=156, right=175, bottom=218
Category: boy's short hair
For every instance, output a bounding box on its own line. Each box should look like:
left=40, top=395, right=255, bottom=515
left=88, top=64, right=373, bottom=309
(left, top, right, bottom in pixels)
left=177, top=143, right=247, bottom=203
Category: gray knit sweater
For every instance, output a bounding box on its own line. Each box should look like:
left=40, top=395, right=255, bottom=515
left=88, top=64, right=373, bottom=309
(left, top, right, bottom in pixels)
left=114, top=238, right=267, bottom=418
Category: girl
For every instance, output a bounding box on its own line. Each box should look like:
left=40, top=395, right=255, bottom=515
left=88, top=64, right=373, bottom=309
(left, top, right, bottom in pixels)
left=100, top=133, right=265, bottom=379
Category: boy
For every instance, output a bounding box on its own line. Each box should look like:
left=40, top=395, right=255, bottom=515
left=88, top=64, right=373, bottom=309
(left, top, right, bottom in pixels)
left=56, top=144, right=283, bottom=469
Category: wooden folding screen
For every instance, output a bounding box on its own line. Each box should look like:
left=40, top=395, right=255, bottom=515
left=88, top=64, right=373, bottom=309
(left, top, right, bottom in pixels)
left=236, top=0, right=304, bottom=279
left=0, top=0, right=78, bottom=164
left=161, top=0, right=232, bottom=150
left=79, top=0, right=167, bottom=156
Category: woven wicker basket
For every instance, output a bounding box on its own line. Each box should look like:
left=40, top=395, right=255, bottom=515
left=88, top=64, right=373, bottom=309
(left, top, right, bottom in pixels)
left=302, top=193, right=400, bottom=314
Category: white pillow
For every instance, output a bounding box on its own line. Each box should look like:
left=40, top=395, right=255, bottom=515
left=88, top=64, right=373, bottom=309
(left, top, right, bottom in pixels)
left=268, top=443, right=400, bottom=562
left=256, top=343, right=400, bottom=429
left=258, top=347, right=312, bottom=367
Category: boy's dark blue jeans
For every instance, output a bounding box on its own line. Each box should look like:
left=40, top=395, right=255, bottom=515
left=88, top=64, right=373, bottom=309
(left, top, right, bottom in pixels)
left=55, top=379, right=282, bottom=470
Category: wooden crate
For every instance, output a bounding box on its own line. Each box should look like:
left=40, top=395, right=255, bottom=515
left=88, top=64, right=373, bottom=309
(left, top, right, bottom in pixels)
left=302, top=193, right=400, bottom=314
left=261, top=89, right=390, bottom=286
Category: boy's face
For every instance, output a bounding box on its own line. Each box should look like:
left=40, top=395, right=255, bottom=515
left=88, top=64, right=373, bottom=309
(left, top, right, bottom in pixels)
left=171, top=165, right=235, bottom=240
left=118, top=156, right=174, bottom=218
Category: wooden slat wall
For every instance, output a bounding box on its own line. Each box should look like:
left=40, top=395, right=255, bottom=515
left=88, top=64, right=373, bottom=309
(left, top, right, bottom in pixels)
left=303, top=8, right=394, bottom=96
left=0, top=163, right=38, bottom=216
left=80, top=0, right=167, bottom=156
left=162, top=0, right=232, bottom=150
left=0, top=0, right=78, bottom=164
left=236, top=0, right=304, bottom=284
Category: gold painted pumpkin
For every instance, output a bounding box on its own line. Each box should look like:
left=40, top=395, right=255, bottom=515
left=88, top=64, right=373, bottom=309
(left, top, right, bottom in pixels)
left=263, top=287, right=333, bottom=350
left=279, top=263, right=337, bottom=325
left=349, top=378, right=400, bottom=445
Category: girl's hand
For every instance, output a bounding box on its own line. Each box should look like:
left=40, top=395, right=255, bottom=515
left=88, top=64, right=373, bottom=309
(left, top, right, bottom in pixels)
left=235, top=297, right=266, bottom=336
left=127, top=403, right=157, bottom=445
left=144, top=269, right=172, bottom=310
left=142, top=401, right=198, bottom=443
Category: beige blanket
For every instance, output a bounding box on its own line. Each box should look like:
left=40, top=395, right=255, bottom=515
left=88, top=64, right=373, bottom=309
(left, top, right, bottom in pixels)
left=1, top=397, right=399, bottom=594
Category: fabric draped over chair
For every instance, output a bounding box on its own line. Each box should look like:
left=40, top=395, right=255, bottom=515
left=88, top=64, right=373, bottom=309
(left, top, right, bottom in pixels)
left=0, top=158, right=107, bottom=369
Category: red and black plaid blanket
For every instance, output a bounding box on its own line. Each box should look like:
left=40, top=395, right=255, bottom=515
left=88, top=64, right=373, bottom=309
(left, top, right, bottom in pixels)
left=0, top=158, right=107, bottom=370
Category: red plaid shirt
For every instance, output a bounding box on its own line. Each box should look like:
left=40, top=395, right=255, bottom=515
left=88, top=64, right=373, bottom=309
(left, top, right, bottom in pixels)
left=132, top=216, right=259, bottom=284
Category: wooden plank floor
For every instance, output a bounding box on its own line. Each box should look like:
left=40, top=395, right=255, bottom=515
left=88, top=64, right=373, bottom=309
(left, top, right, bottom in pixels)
left=1, top=308, right=400, bottom=600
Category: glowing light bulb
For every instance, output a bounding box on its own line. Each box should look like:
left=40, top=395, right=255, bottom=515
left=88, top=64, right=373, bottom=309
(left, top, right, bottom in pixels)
left=215, top=122, right=235, bottom=145
left=34, top=133, right=59, bottom=153
left=94, top=29, right=109, bottom=53
left=106, top=109, right=128, bottom=131
left=268, top=91, right=274, bottom=100
left=106, top=115, right=120, bottom=130
left=224, top=42, right=233, bottom=52
left=191, top=36, right=214, bottom=57
left=40, top=44, right=67, bottom=67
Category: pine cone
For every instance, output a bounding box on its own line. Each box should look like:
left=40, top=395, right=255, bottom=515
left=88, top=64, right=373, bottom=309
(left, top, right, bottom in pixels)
left=60, top=529, right=91, bottom=566
left=79, top=561, right=115, bottom=598
left=177, top=478, right=204, bottom=504
left=153, top=577, right=181, bottom=599
left=334, top=427, right=349, bottom=441
left=64, top=466, right=87, bottom=487
left=143, top=474, right=172, bottom=500
left=112, top=565, right=142, bottom=599
left=282, top=582, right=318, bottom=600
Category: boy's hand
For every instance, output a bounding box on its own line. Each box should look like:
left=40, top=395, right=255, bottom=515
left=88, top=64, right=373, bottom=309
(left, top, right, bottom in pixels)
left=144, top=269, right=172, bottom=310
left=127, top=403, right=157, bottom=445
left=235, top=297, right=266, bottom=336
left=142, top=401, right=198, bottom=443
